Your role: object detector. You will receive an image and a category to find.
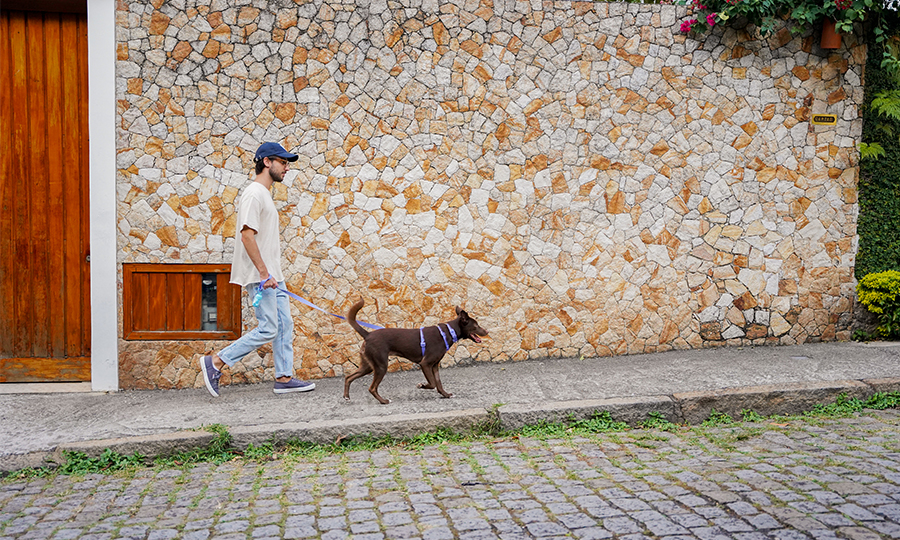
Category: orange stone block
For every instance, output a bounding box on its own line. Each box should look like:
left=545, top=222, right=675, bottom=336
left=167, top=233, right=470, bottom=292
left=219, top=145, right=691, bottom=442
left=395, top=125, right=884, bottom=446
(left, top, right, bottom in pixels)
left=461, top=39, right=483, bottom=58
left=591, top=156, right=611, bottom=169
left=157, top=225, right=179, bottom=247
left=127, top=78, right=143, bottom=94
left=792, top=66, right=810, bottom=81
left=211, top=23, right=230, bottom=40
left=543, top=27, right=562, bottom=44
left=473, top=65, right=491, bottom=82
left=650, top=140, right=669, bottom=156
left=698, top=197, right=713, bottom=214
left=605, top=191, right=626, bottom=214
left=149, top=11, right=170, bottom=35
left=507, top=35, right=523, bottom=54
left=273, top=103, right=296, bottom=123
left=237, top=7, right=260, bottom=25
left=756, top=167, right=777, bottom=183
left=827, top=87, right=847, bottom=105
left=202, top=40, right=221, bottom=59
left=732, top=133, right=752, bottom=150
left=432, top=21, right=448, bottom=46
left=172, top=41, right=192, bottom=62
left=474, top=6, right=493, bottom=21
left=386, top=25, right=404, bottom=47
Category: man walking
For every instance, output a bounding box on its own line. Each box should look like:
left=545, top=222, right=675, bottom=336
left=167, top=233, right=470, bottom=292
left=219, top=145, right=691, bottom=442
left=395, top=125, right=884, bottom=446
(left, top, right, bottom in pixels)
left=200, top=142, right=315, bottom=397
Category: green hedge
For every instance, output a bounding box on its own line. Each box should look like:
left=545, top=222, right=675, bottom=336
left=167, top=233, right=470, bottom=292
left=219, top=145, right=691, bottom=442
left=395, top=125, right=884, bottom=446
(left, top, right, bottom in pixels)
left=857, top=12, right=900, bottom=278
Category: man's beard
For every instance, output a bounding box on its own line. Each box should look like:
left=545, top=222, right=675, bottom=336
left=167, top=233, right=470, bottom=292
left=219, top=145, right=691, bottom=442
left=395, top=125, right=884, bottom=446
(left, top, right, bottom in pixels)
left=271, top=169, right=283, bottom=183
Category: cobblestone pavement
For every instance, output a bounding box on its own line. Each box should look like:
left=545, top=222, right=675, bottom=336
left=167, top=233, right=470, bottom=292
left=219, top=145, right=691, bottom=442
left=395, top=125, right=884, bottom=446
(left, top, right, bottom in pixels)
left=2, top=411, right=900, bottom=540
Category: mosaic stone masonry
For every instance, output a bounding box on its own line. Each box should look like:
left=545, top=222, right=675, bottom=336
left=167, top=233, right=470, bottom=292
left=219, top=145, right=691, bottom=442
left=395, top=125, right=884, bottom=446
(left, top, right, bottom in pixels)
left=115, top=0, right=864, bottom=389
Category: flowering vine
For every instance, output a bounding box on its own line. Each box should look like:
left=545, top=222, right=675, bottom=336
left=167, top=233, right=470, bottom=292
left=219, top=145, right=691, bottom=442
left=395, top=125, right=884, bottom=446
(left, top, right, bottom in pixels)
left=677, top=0, right=881, bottom=39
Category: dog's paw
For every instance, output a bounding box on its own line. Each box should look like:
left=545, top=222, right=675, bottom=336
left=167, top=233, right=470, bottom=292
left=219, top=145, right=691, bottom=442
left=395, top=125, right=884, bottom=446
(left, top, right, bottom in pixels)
left=343, top=396, right=351, bottom=402
left=417, top=383, right=435, bottom=390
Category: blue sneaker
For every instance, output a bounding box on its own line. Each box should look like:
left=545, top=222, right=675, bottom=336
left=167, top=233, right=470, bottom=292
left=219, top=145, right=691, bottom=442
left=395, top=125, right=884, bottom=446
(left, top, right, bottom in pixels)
left=201, top=355, right=221, bottom=397
left=274, top=378, right=315, bottom=394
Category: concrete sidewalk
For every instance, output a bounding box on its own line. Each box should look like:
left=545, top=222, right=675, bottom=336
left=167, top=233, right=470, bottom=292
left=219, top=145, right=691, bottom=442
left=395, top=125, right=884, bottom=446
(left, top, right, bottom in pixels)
left=3, top=341, right=900, bottom=472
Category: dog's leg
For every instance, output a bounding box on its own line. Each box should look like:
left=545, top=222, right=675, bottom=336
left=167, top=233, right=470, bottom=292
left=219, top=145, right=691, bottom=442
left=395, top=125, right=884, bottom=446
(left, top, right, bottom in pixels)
left=432, top=362, right=453, bottom=398
left=417, top=361, right=437, bottom=390
left=368, top=358, right=391, bottom=404
left=343, top=349, right=373, bottom=401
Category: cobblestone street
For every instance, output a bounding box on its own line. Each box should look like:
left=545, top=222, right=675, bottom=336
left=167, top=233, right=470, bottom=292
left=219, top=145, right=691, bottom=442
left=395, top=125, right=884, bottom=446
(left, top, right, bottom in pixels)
left=2, top=411, right=900, bottom=540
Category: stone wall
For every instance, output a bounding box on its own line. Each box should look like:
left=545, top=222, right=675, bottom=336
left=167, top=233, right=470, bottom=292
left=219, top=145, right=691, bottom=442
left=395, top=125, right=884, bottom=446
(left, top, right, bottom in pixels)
left=115, top=0, right=864, bottom=390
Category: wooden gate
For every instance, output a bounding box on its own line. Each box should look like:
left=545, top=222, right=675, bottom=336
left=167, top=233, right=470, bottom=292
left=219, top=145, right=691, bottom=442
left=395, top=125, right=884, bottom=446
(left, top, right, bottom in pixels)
left=0, top=8, right=91, bottom=382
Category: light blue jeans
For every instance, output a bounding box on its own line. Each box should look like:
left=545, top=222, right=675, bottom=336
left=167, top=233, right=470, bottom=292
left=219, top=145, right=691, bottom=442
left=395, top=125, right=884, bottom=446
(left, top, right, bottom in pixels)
left=218, top=281, right=294, bottom=379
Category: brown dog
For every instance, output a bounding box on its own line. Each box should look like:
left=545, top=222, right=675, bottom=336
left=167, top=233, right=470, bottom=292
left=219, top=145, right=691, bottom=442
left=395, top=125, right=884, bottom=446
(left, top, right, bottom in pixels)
left=343, top=299, right=488, bottom=404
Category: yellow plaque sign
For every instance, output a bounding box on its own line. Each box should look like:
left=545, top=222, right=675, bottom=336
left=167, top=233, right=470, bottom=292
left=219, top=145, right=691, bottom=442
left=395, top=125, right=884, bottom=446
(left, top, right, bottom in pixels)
left=811, top=114, right=837, bottom=125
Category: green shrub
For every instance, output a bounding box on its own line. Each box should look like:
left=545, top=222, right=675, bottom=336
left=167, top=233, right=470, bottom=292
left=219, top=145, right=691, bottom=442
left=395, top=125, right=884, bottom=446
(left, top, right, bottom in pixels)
left=857, top=270, right=900, bottom=338
left=857, top=15, right=900, bottom=279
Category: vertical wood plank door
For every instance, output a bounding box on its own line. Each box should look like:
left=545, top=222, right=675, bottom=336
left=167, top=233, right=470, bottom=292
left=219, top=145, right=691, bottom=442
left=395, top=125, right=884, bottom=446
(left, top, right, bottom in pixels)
left=0, top=9, right=90, bottom=382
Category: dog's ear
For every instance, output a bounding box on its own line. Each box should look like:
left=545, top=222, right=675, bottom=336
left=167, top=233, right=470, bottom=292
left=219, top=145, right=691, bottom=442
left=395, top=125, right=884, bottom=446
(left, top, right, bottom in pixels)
left=455, top=306, right=462, bottom=316
left=456, top=306, right=470, bottom=320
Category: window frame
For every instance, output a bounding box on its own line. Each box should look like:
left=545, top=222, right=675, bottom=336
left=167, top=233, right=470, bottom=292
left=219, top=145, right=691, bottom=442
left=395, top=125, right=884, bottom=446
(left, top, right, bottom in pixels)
left=122, top=263, right=242, bottom=341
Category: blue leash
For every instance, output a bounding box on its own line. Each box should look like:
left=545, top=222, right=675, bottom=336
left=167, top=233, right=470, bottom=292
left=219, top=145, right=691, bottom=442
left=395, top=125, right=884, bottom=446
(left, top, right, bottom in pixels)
left=252, top=277, right=384, bottom=330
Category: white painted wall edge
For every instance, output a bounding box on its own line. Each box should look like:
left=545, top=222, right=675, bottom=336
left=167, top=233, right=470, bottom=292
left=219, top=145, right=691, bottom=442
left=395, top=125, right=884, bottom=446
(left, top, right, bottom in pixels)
left=88, top=0, right=118, bottom=392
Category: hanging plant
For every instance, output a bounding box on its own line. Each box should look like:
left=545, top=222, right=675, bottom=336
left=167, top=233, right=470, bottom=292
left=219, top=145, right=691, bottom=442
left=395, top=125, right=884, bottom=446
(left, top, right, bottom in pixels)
left=678, top=0, right=900, bottom=74
left=679, top=0, right=881, bottom=38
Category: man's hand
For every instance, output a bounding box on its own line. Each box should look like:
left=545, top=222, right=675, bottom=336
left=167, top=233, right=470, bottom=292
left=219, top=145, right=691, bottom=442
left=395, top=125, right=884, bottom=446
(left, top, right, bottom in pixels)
left=241, top=226, right=276, bottom=289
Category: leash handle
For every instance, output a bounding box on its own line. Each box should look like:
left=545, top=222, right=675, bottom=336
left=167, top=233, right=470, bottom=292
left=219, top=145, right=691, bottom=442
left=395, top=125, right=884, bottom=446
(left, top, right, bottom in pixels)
left=251, top=275, right=273, bottom=307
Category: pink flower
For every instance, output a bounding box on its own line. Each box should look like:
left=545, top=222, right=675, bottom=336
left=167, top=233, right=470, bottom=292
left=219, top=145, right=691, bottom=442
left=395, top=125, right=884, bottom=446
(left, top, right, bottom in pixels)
left=680, top=18, right=698, bottom=32
left=706, top=13, right=716, bottom=26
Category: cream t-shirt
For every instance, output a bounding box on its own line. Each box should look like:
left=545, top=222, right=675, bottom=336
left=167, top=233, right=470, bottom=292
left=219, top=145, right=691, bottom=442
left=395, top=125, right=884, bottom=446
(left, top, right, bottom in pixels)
left=230, top=181, right=284, bottom=286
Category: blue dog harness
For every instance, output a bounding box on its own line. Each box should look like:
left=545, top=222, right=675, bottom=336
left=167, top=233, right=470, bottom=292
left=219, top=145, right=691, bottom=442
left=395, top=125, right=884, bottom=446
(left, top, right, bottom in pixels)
left=419, top=323, right=459, bottom=358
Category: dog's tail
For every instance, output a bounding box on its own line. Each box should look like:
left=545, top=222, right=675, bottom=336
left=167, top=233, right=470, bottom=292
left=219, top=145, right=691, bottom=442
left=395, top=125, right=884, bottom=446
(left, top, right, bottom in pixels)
left=347, top=299, right=370, bottom=339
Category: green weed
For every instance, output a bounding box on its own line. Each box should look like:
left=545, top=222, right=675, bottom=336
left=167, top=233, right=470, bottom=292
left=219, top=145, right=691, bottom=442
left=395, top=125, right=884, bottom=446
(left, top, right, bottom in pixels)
left=741, top=409, right=766, bottom=422
left=641, top=411, right=679, bottom=431
left=514, top=410, right=628, bottom=440
left=153, top=423, right=235, bottom=467
left=58, top=448, right=144, bottom=475
left=572, top=410, right=629, bottom=433
left=702, top=409, right=734, bottom=427
left=4, top=448, right=145, bottom=480
left=243, top=442, right=276, bottom=461
left=805, top=393, right=866, bottom=418
left=865, top=391, right=900, bottom=410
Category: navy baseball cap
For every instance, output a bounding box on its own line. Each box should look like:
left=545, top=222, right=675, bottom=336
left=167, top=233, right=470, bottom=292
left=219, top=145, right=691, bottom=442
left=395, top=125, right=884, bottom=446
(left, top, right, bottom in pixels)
left=254, top=142, right=298, bottom=162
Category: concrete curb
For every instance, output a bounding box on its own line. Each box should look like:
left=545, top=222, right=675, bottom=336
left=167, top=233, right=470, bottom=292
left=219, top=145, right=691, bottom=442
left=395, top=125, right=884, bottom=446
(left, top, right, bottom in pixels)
left=497, top=395, right=677, bottom=430
left=0, top=452, right=54, bottom=473
left=3, top=378, right=898, bottom=473
left=864, top=377, right=900, bottom=394
left=54, top=431, right=218, bottom=467
left=673, top=379, right=873, bottom=424
left=229, top=409, right=492, bottom=450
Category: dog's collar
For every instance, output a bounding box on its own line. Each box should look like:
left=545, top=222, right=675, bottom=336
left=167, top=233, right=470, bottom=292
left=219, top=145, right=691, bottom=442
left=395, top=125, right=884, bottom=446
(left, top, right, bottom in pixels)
left=419, top=324, right=459, bottom=358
